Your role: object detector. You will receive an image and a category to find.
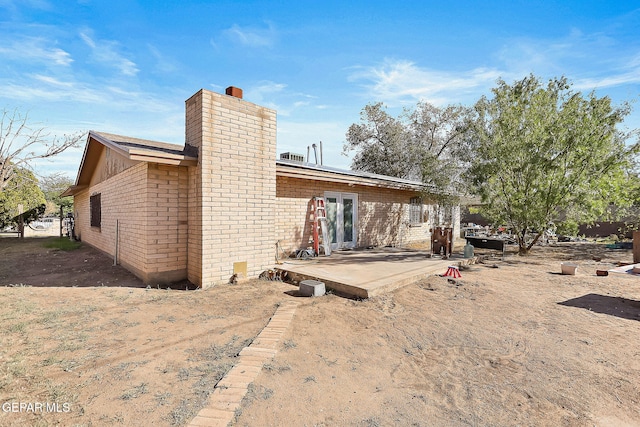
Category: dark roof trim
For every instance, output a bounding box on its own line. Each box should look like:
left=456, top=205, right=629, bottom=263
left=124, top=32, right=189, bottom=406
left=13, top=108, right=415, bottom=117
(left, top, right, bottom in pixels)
left=276, top=159, right=440, bottom=192
left=63, top=131, right=198, bottom=196
left=90, top=131, right=198, bottom=165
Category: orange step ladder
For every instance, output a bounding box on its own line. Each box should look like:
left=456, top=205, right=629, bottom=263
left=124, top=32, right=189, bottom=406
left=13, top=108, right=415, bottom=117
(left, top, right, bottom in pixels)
left=313, top=197, right=331, bottom=256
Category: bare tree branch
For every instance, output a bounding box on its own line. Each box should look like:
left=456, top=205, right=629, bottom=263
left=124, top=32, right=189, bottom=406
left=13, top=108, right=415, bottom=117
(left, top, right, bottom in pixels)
left=0, top=109, right=85, bottom=191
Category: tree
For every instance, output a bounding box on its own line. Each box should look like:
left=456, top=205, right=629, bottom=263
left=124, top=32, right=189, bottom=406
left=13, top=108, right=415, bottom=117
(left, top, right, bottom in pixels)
left=344, top=102, right=473, bottom=201
left=344, top=103, right=416, bottom=179
left=468, top=75, right=639, bottom=254
left=0, top=165, right=46, bottom=228
left=407, top=102, right=474, bottom=196
left=40, top=172, right=74, bottom=215
left=1, top=109, right=84, bottom=191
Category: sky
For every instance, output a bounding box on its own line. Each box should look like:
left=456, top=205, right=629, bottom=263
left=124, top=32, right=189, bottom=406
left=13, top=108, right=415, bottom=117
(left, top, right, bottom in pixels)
left=1, top=0, right=639, bottom=181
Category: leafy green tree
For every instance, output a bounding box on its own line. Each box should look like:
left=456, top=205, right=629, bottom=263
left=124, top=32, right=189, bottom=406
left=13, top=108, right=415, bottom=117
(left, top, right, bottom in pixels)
left=40, top=172, right=74, bottom=215
left=344, top=101, right=473, bottom=201
left=407, top=102, right=474, bottom=196
left=0, top=165, right=46, bottom=228
left=344, top=103, right=416, bottom=179
left=468, top=75, right=639, bottom=254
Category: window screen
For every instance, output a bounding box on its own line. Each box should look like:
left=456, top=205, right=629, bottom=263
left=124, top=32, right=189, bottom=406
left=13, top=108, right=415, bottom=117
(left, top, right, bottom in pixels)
left=90, top=193, right=101, bottom=228
left=409, top=197, right=422, bottom=225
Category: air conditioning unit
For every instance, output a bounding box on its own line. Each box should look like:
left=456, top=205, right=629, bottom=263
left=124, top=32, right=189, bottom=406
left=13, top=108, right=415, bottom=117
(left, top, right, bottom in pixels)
left=280, top=152, right=305, bottom=163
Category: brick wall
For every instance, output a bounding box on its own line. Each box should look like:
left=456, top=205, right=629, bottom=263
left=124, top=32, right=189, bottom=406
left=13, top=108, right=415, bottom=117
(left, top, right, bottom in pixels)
left=275, top=176, right=435, bottom=254
left=145, top=163, right=189, bottom=282
left=186, top=93, right=203, bottom=285
left=74, top=162, right=149, bottom=280
left=74, top=160, right=189, bottom=284
left=186, top=89, right=277, bottom=287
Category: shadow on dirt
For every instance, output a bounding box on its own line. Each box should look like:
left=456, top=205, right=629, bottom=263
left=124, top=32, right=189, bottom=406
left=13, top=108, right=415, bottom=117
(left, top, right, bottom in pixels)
left=0, top=236, right=197, bottom=289
left=558, top=293, right=640, bottom=322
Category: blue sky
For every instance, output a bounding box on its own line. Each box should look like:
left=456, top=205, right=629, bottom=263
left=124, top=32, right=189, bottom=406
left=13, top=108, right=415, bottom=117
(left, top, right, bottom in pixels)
left=1, top=0, right=639, bottom=180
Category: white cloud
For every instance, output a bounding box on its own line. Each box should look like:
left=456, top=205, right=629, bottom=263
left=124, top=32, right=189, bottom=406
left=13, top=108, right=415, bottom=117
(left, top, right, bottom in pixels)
left=1, top=82, right=103, bottom=104
left=349, top=59, right=502, bottom=106
left=242, top=81, right=287, bottom=111
left=351, top=26, right=640, bottom=107
left=31, top=74, right=74, bottom=87
left=221, top=22, right=277, bottom=48
left=242, top=82, right=329, bottom=117
left=148, top=44, right=178, bottom=73
left=1, top=73, right=178, bottom=115
left=0, top=37, right=72, bottom=66
left=574, top=53, right=640, bottom=90
left=494, top=29, right=640, bottom=92
left=79, top=28, right=139, bottom=76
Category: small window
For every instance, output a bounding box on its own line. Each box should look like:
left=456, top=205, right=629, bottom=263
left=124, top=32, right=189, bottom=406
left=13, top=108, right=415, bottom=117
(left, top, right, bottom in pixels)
left=90, top=193, right=101, bottom=228
left=409, top=197, right=423, bottom=226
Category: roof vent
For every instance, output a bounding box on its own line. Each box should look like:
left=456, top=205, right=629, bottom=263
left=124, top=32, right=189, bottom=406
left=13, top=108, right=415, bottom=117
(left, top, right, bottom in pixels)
left=280, top=152, right=305, bottom=163
left=225, top=86, right=243, bottom=99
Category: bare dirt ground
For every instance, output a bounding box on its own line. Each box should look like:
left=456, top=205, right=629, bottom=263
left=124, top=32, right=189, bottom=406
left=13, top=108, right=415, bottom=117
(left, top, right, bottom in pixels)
left=1, top=237, right=640, bottom=426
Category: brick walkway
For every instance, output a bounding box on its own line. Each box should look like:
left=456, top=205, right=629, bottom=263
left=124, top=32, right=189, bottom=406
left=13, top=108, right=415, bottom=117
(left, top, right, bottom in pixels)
left=187, top=300, right=299, bottom=427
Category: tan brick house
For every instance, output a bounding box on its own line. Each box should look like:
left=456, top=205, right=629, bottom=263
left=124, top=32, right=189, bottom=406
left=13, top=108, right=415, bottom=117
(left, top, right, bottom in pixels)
left=63, top=87, right=460, bottom=287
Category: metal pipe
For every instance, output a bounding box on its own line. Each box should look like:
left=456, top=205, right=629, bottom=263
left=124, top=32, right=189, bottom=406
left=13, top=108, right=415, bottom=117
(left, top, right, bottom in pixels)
left=312, top=143, right=318, bottom=165
left=319, top=141, right=323, bottom=165
left=307, top=146, right=310, bottom=163
left=114, top=219, right=119, bottom=266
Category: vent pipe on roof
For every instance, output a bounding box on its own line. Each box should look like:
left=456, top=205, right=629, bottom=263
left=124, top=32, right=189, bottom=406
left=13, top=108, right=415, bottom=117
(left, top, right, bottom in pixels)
left=319, top=141, right=323, bottom=165
left=225, top=86, right=243, bottom=99
left=306, top=146, right=310, bottom=163
left=312, top=143, right=318, bottom=165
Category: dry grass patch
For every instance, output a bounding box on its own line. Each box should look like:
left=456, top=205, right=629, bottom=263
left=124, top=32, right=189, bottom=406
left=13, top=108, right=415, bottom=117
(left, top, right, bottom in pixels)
left=0, top=278, right=292, bottom=426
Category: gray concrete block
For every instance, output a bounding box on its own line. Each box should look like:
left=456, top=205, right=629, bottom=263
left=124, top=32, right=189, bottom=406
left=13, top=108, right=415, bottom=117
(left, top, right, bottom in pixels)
left=299, top=280, right=325, bottom=297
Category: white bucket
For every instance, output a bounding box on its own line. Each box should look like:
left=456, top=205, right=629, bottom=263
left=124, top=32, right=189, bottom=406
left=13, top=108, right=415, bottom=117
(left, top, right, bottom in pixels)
left=561, top=263, right=578, bottom=275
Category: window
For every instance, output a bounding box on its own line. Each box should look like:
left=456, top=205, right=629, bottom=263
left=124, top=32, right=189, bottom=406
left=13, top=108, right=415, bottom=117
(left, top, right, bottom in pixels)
left=90, top=193, right=101, bottom=228
left=409, top=197, right=423, bottom=226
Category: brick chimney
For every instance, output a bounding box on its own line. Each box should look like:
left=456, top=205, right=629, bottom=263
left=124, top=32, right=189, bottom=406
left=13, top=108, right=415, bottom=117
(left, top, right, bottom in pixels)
left=225, top=86, right=243, bottom=99
left=185, top=88, right=276, bottom=287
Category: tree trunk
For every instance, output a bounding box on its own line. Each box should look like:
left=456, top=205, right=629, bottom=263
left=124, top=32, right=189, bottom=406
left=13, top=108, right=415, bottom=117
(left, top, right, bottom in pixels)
left=517, top=234, right=529, bottom=255
left=527, top=232, right=543, bottom=251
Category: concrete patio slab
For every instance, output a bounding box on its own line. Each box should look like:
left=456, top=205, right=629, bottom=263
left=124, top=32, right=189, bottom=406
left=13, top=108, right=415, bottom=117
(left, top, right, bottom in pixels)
left=277, top=247, right=466, bottom=298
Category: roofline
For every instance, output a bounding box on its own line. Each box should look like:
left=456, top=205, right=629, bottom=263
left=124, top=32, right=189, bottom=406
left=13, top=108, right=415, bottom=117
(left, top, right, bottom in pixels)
left=276, top=159, right=437, bottom=192
left=89, top=131, right=134, bottom=159
left=90, top=131, right=198, bottom=166
left=64, top=131, right=198, bottom=196
left=73, top=132, right=92, bottom=187
left=66, top=134, right=450, bottom=196
left=60, top=185, right=88, bottom=197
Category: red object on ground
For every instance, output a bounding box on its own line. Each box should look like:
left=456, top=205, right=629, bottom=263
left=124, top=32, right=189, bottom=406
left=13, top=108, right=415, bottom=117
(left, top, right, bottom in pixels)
left=444, top=266, right=461, bottom=278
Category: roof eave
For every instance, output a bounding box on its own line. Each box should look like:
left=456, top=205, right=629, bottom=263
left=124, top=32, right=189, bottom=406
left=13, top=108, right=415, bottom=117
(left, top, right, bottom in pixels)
left=89, top=131, right=131, bottom=158
left=60, top=185, right=88, bottom=197
left=276, top=163, right=427, bottom=191
left=129, top=152, right=198, bottom=166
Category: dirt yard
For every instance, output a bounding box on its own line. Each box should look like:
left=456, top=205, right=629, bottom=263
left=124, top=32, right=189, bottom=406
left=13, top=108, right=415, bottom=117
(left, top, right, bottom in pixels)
left=1, top=237, right=639, bottom=426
